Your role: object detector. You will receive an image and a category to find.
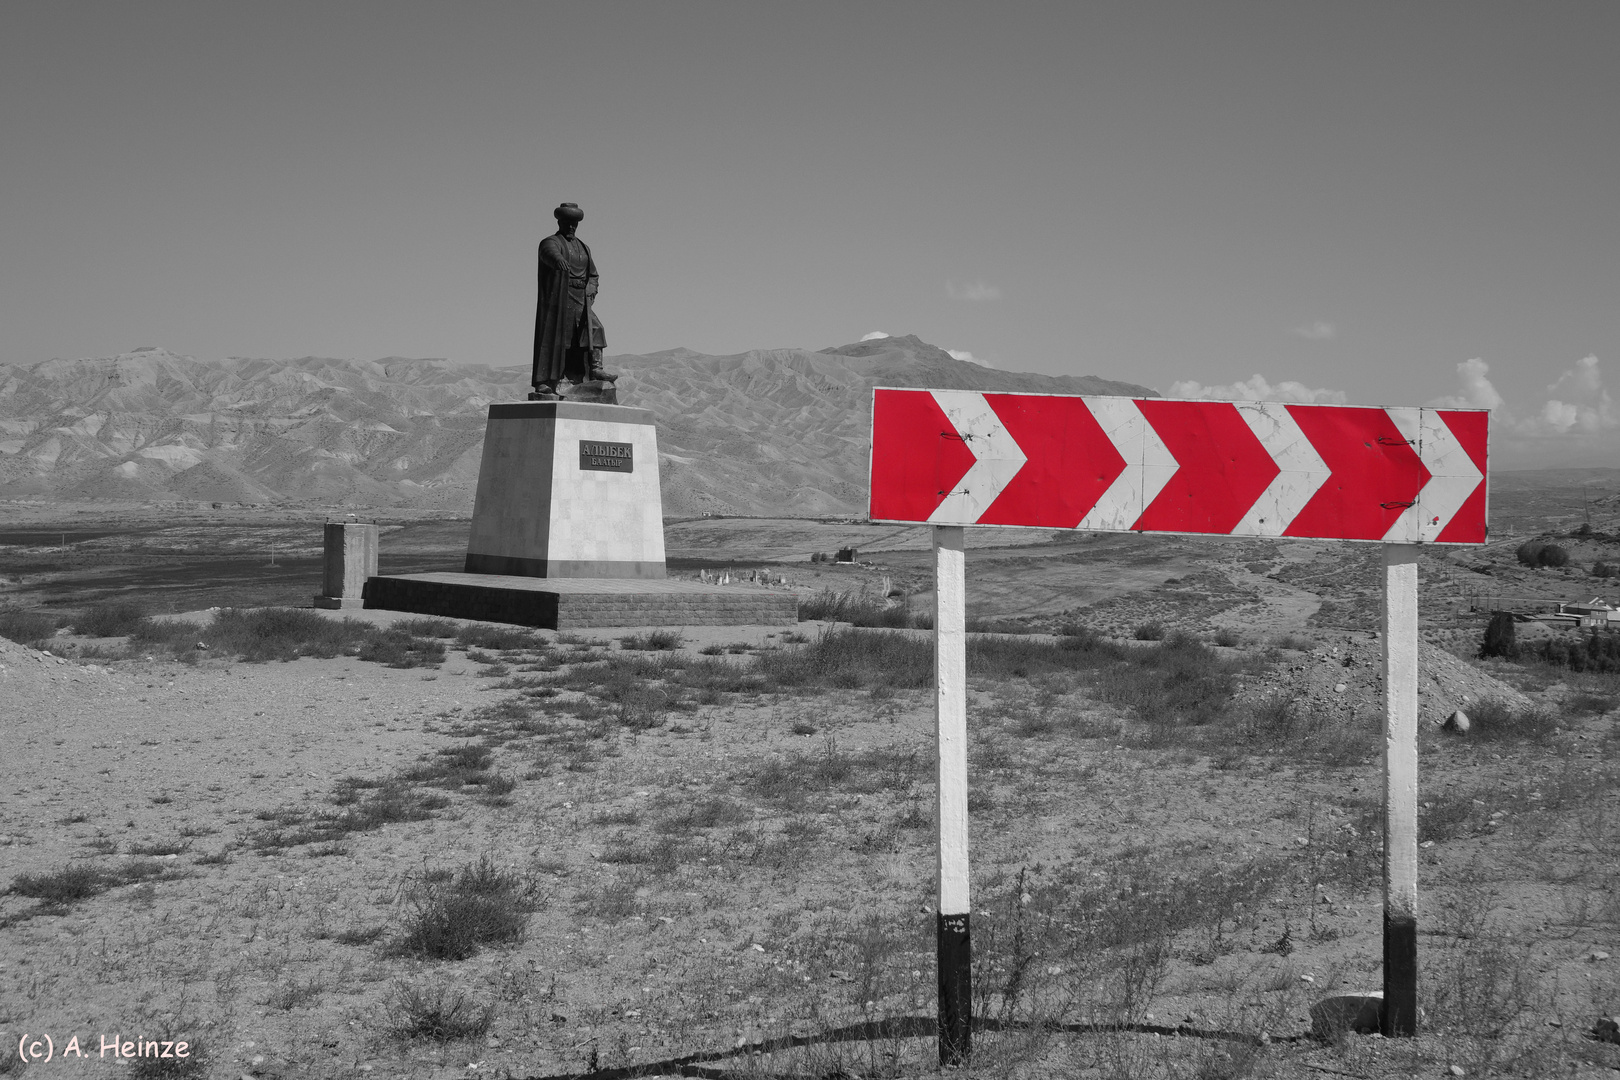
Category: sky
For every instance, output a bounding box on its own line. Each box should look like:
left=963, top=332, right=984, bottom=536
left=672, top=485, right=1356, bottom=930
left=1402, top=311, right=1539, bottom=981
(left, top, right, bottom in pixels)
left=2, top=1, right=1617, bottom=468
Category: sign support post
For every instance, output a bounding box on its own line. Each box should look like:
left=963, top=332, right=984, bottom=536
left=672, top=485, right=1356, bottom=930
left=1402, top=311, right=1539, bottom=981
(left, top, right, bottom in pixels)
left=1382, top=543, right=1421, bottom=1035
left=933, top=525, right=971, bottom=1065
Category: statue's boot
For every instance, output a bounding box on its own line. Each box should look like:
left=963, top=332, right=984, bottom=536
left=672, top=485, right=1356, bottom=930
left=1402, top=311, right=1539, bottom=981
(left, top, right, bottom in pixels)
left=528, top=383, right=563, bottom=401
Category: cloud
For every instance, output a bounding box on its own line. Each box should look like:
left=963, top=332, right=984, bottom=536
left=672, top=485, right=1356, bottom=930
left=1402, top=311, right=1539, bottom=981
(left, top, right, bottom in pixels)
left=860, top=331, right=890, bottom=341
left=946, top=348, right=993, bottom=368
left=1290, top=321, right=1337, bottom=340
left=1427, top=355, right=1618, bottom=434
left=1428, top=358, right=1504, bottom=411
left=1537, top=355, right=1618, bottom=434
left=1168, top=374, right=1347, bottom=405
left=1424, top=354, right=1620, bottom=467
left=946, top=280, right=1002, bottom=303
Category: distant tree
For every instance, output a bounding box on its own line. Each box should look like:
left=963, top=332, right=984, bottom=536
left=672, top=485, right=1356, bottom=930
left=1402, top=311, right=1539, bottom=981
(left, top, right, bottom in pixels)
left=1516, top=540, right=1570, bottom=568
left=1592, top=562, right=1614, bottom=579
left=1480, top=611, right=1518, bottom=660
left=1515, top=541, right=1545, bottom=567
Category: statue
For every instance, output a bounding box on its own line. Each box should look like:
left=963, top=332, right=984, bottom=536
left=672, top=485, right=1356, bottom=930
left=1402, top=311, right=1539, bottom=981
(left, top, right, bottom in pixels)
left=531, top=203, right=615, bottom=401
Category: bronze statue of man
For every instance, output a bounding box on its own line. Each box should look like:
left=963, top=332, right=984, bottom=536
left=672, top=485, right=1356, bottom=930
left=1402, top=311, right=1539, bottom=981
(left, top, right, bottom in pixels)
left=531, top=202, right=610, bottom=399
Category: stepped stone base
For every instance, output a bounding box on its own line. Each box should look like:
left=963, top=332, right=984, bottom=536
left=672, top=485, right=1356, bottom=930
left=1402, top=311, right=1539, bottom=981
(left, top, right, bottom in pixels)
left=364, top=572, right=797, bottom=629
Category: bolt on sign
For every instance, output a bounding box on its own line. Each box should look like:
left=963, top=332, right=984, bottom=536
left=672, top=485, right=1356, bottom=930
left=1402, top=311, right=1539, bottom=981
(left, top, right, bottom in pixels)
left=867, top=388, right=1489, bottom=1062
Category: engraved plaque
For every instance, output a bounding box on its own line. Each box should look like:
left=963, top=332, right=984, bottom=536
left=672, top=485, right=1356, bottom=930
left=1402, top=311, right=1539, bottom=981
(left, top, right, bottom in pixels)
left=578, top=439, right=634, bottom=473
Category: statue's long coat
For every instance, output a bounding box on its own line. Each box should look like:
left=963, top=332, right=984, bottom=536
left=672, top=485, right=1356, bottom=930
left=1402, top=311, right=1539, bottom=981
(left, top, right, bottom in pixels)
left=531, top=231, right=605, bottom=386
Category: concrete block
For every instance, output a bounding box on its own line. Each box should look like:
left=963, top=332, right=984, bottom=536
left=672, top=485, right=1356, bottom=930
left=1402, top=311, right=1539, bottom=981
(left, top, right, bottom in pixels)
left=320, top=523, right=378, bottom=601
left=464, top=401, right=666, bottom=578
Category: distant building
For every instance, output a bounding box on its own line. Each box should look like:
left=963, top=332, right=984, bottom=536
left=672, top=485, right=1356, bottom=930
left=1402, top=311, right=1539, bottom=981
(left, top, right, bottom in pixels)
left=1559, top=598, right=1619, bottom=628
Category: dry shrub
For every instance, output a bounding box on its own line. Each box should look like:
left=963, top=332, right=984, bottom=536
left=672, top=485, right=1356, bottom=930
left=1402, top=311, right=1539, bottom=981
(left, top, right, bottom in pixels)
left=74, top=598, right=148, bottom=636
left=389, top=857, right=539, bottom=961
left=798, top=589, right=921, bottom=628
left=0, top=607, right=58, bottom=645
left=386, top=984, right=494, bottom=1043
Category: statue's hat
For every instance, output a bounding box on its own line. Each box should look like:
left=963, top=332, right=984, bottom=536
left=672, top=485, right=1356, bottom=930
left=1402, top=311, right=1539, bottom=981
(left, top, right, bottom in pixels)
left=554, top=203, right=584, bottom=223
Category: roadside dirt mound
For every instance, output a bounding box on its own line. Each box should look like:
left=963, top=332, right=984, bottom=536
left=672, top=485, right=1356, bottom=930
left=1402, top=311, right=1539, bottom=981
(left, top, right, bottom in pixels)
left=0, top=636, right=122, bottom=700
left=1240, top=634, right=1536, bottom=728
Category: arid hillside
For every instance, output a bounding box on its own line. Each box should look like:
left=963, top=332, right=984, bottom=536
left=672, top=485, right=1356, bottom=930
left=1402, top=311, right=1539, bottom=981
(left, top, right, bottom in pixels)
left=0, top=337, right=1151, bottom=517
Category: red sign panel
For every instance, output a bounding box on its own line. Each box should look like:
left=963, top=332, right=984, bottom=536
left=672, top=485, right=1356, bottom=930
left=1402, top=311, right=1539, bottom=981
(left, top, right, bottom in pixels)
left=869, top=389, right=1488, bottom=543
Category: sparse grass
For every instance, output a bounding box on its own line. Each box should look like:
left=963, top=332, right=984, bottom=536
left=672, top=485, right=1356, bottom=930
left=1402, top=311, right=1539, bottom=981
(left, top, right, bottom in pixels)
left=332, top=925, right=386, bottom=946
left=577, top=876, right=640, bottom=921
left=1093, top=633, right=1241, bottom=732
left=455, top=624, right=544, bottom=651
left=393, top=617, right=458, bottom=638
left=619, top=629, right=683, bottom=650
left=8, top=859, right=187, bottom=918
left=356, top=628, right=446, bottom=668
left=656, top=796, right=749, bottom=833
left=0, top=606, right=58, bottom=645
left=1467, top=699, right=1559, bottom=741
left=265, top=975, right=325, bottom=1010
left=1133, top=621, right=1166, bottom=641
left=1270, top=633, right=1314, bottom=652
left=129, top=607, right=446, bottom=668
left=755, top=627, right=932, bottom=689
left=249, top=778, right=451, bottom=851
left=798, top=589, right=923, bottom=628
left=386, top=983, right=495, bottom=1042
left=388, top=857, right=539, bottom=961
left=75, top=598, right=149, bottom=636
left=1420, top=791, right=1481, bottom=843
left=11, top=864, right=110, bottom=906
left=1565, top=689, right=1618, bottom=715
left=747, top=627, right=1270, bottom=747
left=965, top=616, right=1036, bottom=634
left=748, top=736, right=919, bottom=808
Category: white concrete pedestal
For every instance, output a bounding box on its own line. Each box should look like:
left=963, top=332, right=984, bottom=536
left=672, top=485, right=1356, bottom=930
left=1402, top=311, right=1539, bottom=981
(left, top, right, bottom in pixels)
left=463, top=401, right=666, bottom=578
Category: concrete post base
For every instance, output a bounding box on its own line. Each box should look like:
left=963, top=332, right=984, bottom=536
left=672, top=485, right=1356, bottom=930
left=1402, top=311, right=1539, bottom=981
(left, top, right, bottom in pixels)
left=317, top=522, right=379, bottom=606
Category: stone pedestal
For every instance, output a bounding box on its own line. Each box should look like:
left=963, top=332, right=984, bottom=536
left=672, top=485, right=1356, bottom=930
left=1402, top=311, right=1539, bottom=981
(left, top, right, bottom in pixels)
left=463, top=401, right=666, bottom=578
left=360, top=400, right=797, bottom=628
left=314, top=522, right=378, bottom=609
left=364, top=573, right=796, bottom=629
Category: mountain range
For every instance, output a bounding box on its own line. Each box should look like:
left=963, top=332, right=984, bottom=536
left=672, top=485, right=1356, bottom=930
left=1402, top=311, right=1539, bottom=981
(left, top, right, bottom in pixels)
left=0, top=336, right=1153, bottom=517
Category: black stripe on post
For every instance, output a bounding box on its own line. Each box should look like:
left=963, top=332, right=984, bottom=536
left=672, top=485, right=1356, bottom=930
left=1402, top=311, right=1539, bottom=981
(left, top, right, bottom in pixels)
left=1382, top=911, right=1417, bottom=1036
left=937, top=911, right=971, bottom=1065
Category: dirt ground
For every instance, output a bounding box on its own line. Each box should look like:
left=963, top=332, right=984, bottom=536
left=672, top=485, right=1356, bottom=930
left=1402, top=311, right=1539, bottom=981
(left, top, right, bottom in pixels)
left=3, top=612, right=1618, bottom=1078
left=2, top=507, right=1619, bottom=1078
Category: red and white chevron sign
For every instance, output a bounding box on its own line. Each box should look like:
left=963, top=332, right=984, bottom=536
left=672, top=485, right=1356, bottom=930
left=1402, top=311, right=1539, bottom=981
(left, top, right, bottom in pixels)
left=869, top=389, right=1489, bottom=543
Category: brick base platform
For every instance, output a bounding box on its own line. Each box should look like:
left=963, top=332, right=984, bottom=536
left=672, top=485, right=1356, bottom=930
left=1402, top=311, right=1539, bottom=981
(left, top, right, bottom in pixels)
left=363, top=572, right=798, bottom=629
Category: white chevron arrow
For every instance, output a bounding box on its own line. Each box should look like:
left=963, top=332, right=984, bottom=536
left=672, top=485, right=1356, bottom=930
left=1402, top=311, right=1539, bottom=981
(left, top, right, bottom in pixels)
left=1076, top=397, right=1177, bottom=531
left=1412, top=408, right=1486, bottom=542
left=1380, top=408, right=1427, bottom=543
left=927, top=390, right=1026, bottom=525
left=1231, top=401, right=1332, bottom=537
